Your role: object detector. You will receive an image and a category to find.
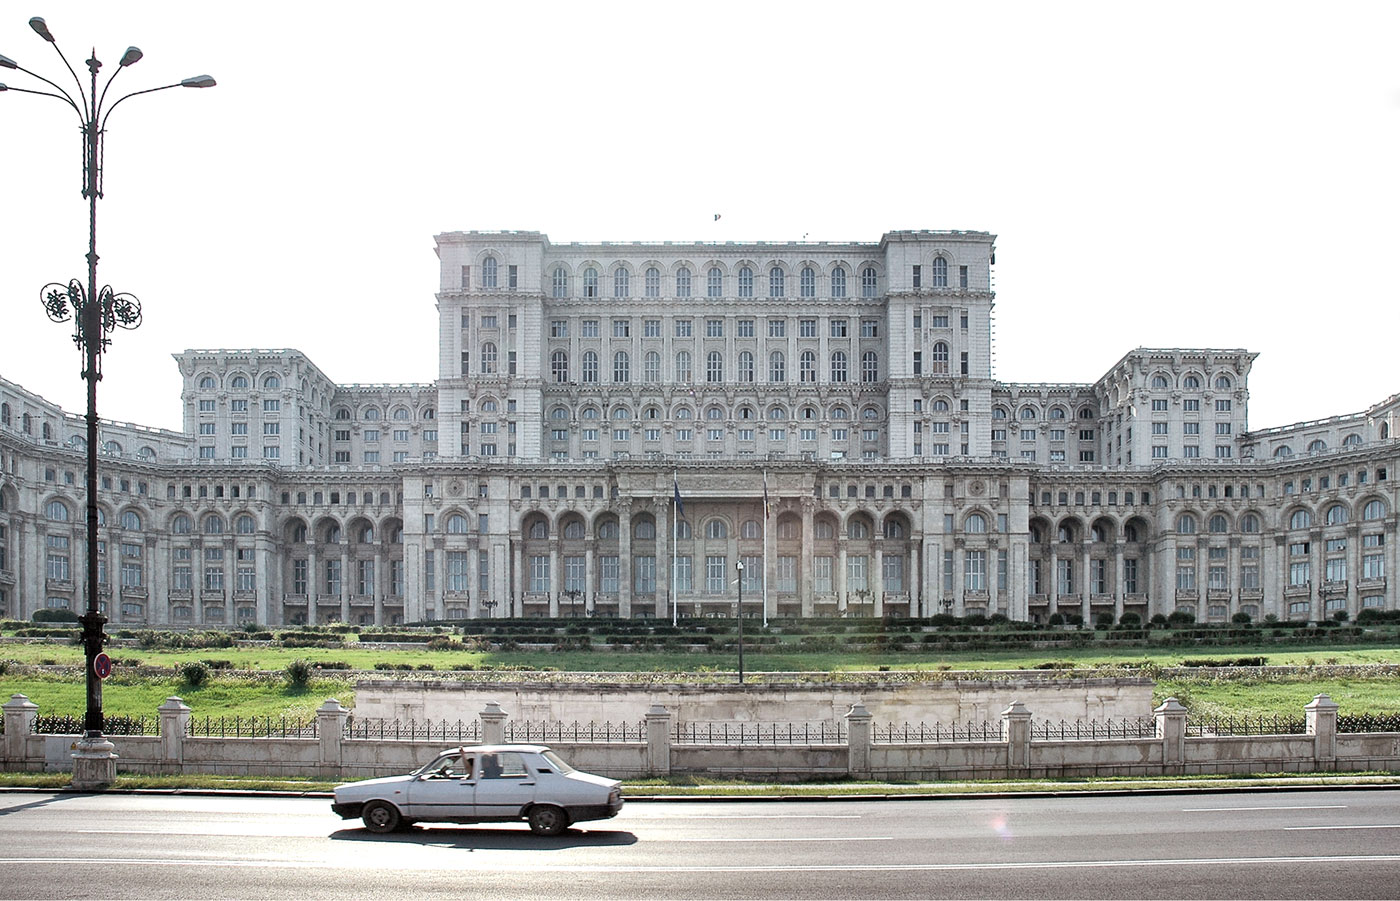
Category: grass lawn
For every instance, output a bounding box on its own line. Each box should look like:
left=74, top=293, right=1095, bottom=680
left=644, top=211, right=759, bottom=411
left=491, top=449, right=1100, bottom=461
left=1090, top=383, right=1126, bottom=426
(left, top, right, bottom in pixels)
left=0, top=671, right=354, bottom=721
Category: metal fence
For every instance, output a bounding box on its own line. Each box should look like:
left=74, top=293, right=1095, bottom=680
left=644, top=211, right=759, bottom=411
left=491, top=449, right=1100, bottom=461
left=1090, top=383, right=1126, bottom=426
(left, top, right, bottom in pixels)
left=345, top=718, right=481, bottom=742
left=1186, top=715, right=1308, bottom=737
left=1337, top=712, right=1400, bottom=733
left=31, top=714, right=158, bottom=736
left=505, top=720, right=644, bottom=743
left=186, top=715, right=318, bottom=738
left=1032, top=718, right=1158, bottom=741
left=674, top=721, right=848, bottom=746
left=874, top=721, right=1002, bottom=743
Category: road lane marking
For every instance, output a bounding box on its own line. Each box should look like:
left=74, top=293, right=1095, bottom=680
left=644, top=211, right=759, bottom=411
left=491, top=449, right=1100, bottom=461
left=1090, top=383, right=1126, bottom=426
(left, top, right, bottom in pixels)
left=638, top=814, right=861, bottom=820
left=1181, top=811, right=1344, bottom=817
left=1284, top=824, right=1400, bottom=831
left=2, top=854, right=1399, bottom=873
left=685, top=836, right=893, bottom=842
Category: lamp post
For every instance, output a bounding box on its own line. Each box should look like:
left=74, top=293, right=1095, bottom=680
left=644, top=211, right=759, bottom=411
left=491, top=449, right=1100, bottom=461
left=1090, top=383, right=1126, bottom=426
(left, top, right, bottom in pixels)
left=563, top=587, right=581, bottom=619
left=735, top=560, right=745, bottom=685
left=1, top=16, right=213, bottom=789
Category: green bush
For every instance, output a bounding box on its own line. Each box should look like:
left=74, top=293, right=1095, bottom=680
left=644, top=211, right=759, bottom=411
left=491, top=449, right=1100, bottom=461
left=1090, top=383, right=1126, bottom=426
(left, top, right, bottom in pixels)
left=200, top=659, right=235, bottom=670
left=178, top=660, right=211, bottom=688
left=1231, top=612, right=1253, bottom=624
left=1166, top=610, right=1196, bottom=626
left=33, top=609, right=80, bottom=623
left=1119, top=612, right=1142, bottom=626
left=285, top=658, right=313, bottom=690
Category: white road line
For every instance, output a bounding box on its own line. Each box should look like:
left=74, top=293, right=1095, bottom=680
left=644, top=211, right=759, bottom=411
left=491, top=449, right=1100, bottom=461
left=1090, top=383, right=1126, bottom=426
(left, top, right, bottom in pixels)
left=2, top=854, right=1399, bottom=873
left=1284, top=824, right=1400, bottom=831
left=1182, top=805, right=1346, bottom=812
left=638, top=814, right=862, bottom=820
left=685, top=836, right=894, bottom=842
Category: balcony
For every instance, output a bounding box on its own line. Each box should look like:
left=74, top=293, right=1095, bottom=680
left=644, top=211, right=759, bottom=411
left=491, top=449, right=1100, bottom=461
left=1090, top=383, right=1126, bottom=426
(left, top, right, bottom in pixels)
left=169, top=588, right=193, bottom=601
left=119, top=585, right=148, bottom=599
left=0, top=568, right=14, bottom=585
left=1284, top=582, right=1311, bottom=598
left=1321, top=580, right=1349, bottom=596
left=1358, top=577, right=1387, bottom=592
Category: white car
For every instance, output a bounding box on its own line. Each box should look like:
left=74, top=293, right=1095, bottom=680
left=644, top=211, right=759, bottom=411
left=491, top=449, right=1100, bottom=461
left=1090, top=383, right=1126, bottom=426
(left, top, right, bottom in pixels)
left=331, top=744, right=623, bottom=836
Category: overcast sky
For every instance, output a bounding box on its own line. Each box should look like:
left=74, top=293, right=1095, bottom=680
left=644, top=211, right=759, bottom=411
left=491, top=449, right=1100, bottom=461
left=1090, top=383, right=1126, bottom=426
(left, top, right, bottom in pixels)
left=2, top=1, right=1396, bottom=434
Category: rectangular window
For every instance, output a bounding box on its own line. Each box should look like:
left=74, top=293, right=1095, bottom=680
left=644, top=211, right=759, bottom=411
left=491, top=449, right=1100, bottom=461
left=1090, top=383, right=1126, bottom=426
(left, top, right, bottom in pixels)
left=830, top=319, right=848, bottom=338
left=705, top=555, right=727, bottom=593
left=965, top=550, right=986, bottom=591
left=674, top=319, right=692, bottom=337
left=814, top=556, right=833, bottom=593
left=1090, top=558, right=1106, bottom=594
left=612, top=319, right=630, bottom=338
left=860, top=319, right=879, bottom=338
left=768, top=319, right=786, bottom=338
left=674, top=556, right=692, bottom=593
left=600, top=555, right=620, bottom=593
left=633, top=555, right=657, bottom=593
left=799, top=319, right=818, bottom=338
left=529, top=554, right=550, bottom=593
left=846, top=555, right=868, bottom=591
left=737, top=319, right=755, bottom=338
left=550, top=319, right=568, bottom=338
left=644, top=319, right=661, bottom=337
left=1151, top=399, right=1168, bottom=412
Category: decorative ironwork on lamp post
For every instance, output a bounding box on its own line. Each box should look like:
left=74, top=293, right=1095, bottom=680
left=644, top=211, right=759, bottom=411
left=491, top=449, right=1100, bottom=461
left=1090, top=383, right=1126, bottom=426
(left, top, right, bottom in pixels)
left=1, top=16, right=213, bottom=786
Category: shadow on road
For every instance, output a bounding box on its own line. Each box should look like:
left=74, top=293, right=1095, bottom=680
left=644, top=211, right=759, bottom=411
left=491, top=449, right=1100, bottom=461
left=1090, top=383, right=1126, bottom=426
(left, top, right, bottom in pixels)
left=329, top=825, right=638, bottom=850
left=0, top=794, right=83, bottom=818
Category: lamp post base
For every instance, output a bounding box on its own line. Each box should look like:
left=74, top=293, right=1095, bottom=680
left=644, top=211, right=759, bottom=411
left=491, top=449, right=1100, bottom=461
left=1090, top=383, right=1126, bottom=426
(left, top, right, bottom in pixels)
left=70, top=734, right=117, bottom=790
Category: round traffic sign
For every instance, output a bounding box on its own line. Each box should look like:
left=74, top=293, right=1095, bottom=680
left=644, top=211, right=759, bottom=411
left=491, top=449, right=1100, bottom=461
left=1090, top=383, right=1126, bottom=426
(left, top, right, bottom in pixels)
left=93, top=653, right=112, bottom=679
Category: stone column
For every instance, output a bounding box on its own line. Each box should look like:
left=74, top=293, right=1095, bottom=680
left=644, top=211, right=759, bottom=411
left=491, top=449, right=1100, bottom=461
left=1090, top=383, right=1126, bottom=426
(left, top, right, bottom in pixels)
left=468, top=538, right=481, bottom=619
left=3, top=694, right=38, bottom=765
left=952, top=538, right=965, bottom=616
left=316, top=699, right=348, bottom=773
left=644, top=704, right=671, bottom=776
left=374, top=547, right=386, bottom=627
left=619, top=502, right=633, bottom=618
left=911, top=536, right=923, bottom=618
left=306, top=543, right=318, bottom=626
left=255, top=533, right=273, bottom=627
left=549, top=538, right=561, bottom=618
left=1048, top=545, right=1059, bottom=618
left=1080, top=540, right=1092, bottom=624
left=480, top=701, right=507, bottom=745
left=158, top=696, right=191, bottom=769
left=872, top=538, right=885, bottom=617
left=1001, top=701, right=1032, bottom=775
left=1113, top=540, right=1126, bottom=622
left=1155, top=697, right=1188, bottom=775
left=340, top=546, right=351, bottom=623
left=511, top=538, right=524, bottom=617
left=844, top=702, right=873, bottom=776
left=1305, top=693, right=1339, bottom=770
left=800, top=498, right=815, bottom=616
left=1345, top=523, right=1360, bottom=619
left=837, top=539, right=848, bottom=615
left=656, top=496, right=671, bottom=619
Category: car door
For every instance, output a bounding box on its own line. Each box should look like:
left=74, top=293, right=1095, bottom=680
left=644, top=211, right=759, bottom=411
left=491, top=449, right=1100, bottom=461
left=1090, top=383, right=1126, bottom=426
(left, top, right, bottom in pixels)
left=471, top=751, right=536, bottom=819
left=404, top=751, right=476, bottom=819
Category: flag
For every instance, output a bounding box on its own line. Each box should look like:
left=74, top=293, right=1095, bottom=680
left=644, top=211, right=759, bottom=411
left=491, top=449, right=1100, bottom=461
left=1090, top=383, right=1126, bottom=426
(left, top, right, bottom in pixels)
left=762, top=471, right=771, bottom=519
left=673, top=472, right=684, bottom=519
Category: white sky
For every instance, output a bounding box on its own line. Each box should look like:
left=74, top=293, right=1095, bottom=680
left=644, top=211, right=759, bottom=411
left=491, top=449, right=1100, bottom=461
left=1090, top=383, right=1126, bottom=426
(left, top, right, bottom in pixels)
left=2, top=1, right=1397, bottom=434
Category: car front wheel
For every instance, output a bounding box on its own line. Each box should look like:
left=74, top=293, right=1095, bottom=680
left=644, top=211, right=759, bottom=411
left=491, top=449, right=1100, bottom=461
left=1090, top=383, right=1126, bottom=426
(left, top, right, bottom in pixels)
left=527, top=804, right=569, bottom=836
left=361, top=800, right=402, bottom=834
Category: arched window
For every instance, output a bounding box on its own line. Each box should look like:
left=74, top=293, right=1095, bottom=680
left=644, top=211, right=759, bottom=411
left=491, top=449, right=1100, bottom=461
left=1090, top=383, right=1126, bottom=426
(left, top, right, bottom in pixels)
left=44, top=423, right=55, bottom=441
left=1020, top=406, right=1038, bottom=420
left=172, top=514, right=192, bottom=534
left=363, top=407, right=381, bottom=421
left=645, top=267, right=661, bottom=298
left=582, top=351, right=599, bottom=384
left=0, top=402, right=9, bottom=426
left=1057, top=524, right=1075, bottom=543
left=738, top=351, right=754, bottom=383
left=1343, top=433, right=1362, bottom=447
left=1177, top=513, right=1196, bottom=534
left=102, top=440, right=120, bottom=455
left=831, top=266, right=847, bottom=298
left=583, top=267, right=598, bottom=297
left=1289, top=509, right=1313, bottom=530
left=706, top=351, right=723, bottom=383
left=291, top=522, right=307, bottom=543
left=1307, top=439, right=1327, bottom=454
left=738, top=266, right=754, bottom=297
left=21, top=413, right=31, bottom=434
left=705, top=519, right=728, bottom=539
left=613, top=351, right=630, bottom=383
left=769, top=351, right=786, bottom=383
left=45, top=500, right=69, bottom=522
left=799, top=351, right=816, bottom=383
left=884, top=519, right=905, bottom=539
left=1151, top=375, right=1169, bottom=389
left=392, top=407, right=410, bottom=421
left=1326, top=504, right=1349, bottom=525
left=964, top=513, right=987, bottom=533
left=1274, top=445, right=1293, bottom=458
left=815, top=520, right=835, bottom=540
left=931, top=342, right=949, bottom=373
left=447, top=514, right=469, bottom=533
left=1183, top=375, right=1201, bottom=389
left=1362, top=499, right=1385, bottom=520
left=358, top=525, right=374, bottom=543
left=551, top=406, right=570, bottom=420
left=769, top=267, right=785, bottom=298
left=198, top=375, right=216, bottom=390
left=830, top=351, right=847, bottom=383
left=676, top=267, right=691, bottom=297
left=675, top=407, right=693, bottom=420
left=667, top=349, right=691, bottom=382
left=324, top=524, right=341, bottom=544
left=263, top=375, right=281, bottom=389
left=528, top=520, right=548, bottom=540
left=1215, top=375, right=1232, bottom=389
left=236, top=514, right=255, bottom=534
left=480, top=342, right=498, bottom=374
left=613, top=267, right=629, bottom=298
left=121, top=511, right=142, bottom=531
left=1078, top=408, right=1095, bottom=420
left=563, top=520, right=585, bottom=540
left=675, top=520, right=692, bottom=539
left=933, top=399, right=950, bottom=412
left=335, top=408, right=351, bottom=420
left=931, top=256, right=948, bottom=287
left=482, top=256, right=498, bottom=288
left=551, top=350, right=569, bottom=383
left=204, top=514, right=225, bottom=534
left=861, top=266, right=878, bottom=297
left=800, top=267, right=816, bottom=297
left=634, top=520, right=656, bottom=540
left=741, top=519, right=764, bottom=540
left=598, top=521, right=619, bottom=540
left=1240, top=513, right=1260, bottom=533
left=644, top=351, right=661, bottom=383
left=612, top=406, right=632, bottom=421
left=767, top=406, right=788, bottom=421
left=1209, top=514, right=1228, bottom=533
left=993, top=407, right=1008, bottom=420
left=830, top=406, right=850, bottom=420
left=1049, top=407, right=1066, bottom=420
left=848, top=520, right=870, bottom=539
left=706, top=406, right=724, bottom=421
left=229, top=375, right=248, bottom=389
left=861, top=351, right=879, bottom=383
left=862, top=407, right=879, bottom=420
left=707, top=267, right=723, bottom=297
left=552, top=266, right=569, bottom=298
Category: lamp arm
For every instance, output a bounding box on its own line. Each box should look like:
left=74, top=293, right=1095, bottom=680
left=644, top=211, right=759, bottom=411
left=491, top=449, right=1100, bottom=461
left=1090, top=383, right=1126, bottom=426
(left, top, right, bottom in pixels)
left=42, top=40, right=91, bottom=122
left=98, top=81, right=179, bottom=133
left=94, top=62, right=129, bottom=125
left=5, top=67, right=84, bottom=125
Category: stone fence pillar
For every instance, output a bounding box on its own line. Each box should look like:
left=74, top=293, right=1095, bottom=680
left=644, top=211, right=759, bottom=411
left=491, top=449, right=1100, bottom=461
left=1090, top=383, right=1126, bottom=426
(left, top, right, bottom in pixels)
left=481, top=702, right=507, bottom=744
left=1305, top=693, right=1339, bottom=769
left=3, top=694, right=38, bottom=765
left=158, top=697, right=191, bottom=767
left=1155, top=697, right=1188, bottom=775
left=644, top=704, right=671, bottom=776
left=845, top=703, right=872, bottom=775
left=317, top=699, right=348, bottom=771
left=1001, top=701, right=1032, bottom=775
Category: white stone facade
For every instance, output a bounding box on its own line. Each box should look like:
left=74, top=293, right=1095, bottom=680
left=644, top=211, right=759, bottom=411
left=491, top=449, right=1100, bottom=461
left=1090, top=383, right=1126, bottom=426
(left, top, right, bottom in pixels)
left=0, top=229, right=1396, bottom=627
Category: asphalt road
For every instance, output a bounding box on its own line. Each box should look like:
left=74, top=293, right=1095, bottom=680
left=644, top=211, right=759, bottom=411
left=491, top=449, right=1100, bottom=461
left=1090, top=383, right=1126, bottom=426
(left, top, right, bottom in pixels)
left=0, top=788, right=1396, bottom=899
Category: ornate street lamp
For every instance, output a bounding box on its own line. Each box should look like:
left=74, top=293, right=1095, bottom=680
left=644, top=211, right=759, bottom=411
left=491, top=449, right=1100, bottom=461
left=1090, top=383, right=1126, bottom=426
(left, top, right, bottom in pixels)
left=1, top=16, right=214, bottom=789
left=735, top=560, right=745, bottom=685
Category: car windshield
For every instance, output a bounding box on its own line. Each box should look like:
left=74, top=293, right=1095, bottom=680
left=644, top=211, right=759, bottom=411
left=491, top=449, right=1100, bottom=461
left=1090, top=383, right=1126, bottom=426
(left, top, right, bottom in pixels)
left=539, top=749, right=575, bottom=775
left=414, top=752, right=463, bottom=777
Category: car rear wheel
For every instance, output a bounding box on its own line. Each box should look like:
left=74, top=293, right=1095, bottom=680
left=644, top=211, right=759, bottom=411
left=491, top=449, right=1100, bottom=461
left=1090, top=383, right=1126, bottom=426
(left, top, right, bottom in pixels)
left=528, top=804, right=569, bottom=836
left=362, top=800, right=402, bottom=834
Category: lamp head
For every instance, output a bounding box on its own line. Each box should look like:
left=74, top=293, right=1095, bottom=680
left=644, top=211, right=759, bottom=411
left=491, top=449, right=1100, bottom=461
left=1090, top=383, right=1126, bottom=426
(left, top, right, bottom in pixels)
left=180, top=74, right=216, bottom=88
left=28, top=18, right=54, bottom=42
left=0, top=53, right=17, bottom=69
left=119, top=46, right=142, bottom=67
left=0, top=83, right=7, bottom=92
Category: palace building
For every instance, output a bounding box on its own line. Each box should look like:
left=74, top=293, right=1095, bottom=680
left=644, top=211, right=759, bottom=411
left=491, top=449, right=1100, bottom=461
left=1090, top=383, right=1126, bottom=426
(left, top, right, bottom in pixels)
left=1, top=229, right=1397, bottom=627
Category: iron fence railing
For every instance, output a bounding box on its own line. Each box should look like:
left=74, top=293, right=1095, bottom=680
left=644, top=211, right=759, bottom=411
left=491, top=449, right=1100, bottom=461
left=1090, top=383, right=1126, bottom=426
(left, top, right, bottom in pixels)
left=505, top=720, right=644, bottom=743
left=1337, top=712, right=1400, bottom=733
left=31, top=714, right=157, bottom=736
left=186, top=716, right=317, bottom=738
left=1186, top=715, right=1308, bottom=737
left=1031, top=718, right=1158, bottom=741
left=875, top=721, right=1002, bottom=743
left=674, top=721, right=848, bottom=746
left=344, top=718, right=480, bottom=742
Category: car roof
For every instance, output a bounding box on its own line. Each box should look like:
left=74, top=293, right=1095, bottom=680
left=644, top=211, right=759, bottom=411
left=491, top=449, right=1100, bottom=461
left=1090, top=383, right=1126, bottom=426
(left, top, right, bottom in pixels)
left=434, top=744, right=550, bottom=755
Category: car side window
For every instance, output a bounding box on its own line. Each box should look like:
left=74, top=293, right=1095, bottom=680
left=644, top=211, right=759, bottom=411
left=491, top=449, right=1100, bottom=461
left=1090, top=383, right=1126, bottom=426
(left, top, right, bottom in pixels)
left=479, top=752, right=529, bottom=779
left=428, top=753, right=472, bottom=779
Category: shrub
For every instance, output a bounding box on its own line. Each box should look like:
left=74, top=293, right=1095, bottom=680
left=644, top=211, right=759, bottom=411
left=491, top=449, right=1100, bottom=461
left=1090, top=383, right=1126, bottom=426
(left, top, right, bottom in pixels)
left=1166, top=610, right=1196, bottom=626
left=285, top=658, right=313, bottom=690
left=1094, top=613, right=1115, bottom=629
left=373, top=662, right=415, bottom=671
left=1118, top=612, right=1141, bottom=626
left=1047, top=613, right=1065, bottom=626
left=33, top=608, right=80, bottom=623
left=1231, top=612, right=1253, bottom=625
left=1149, top=613, right=1169, bottom=628
left=178, top=660, right=211, bottom=688
left=200, top=659, right=235, bottom=670
left=1332, top=610, right=1350, bottom=623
